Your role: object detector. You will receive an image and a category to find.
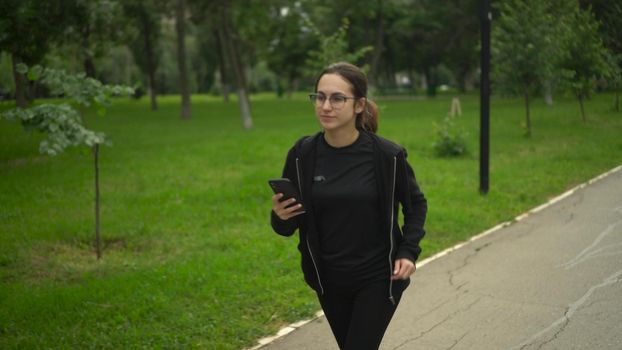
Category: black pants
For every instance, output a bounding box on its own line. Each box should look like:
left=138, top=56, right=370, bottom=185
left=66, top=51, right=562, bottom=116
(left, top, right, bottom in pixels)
left=317, top=279, right=405, bottom=350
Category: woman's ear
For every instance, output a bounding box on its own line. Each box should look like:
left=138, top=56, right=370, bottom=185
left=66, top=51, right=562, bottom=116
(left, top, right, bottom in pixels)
left=354, top=98, right=366, bottom=114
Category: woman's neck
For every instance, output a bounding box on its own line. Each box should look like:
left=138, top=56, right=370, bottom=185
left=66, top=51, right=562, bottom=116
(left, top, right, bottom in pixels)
left=324, top=127, right=360, bottom=148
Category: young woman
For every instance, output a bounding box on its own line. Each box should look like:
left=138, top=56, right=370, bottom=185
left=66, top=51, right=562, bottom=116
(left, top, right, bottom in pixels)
left=270, top=62, right=427, bottom=350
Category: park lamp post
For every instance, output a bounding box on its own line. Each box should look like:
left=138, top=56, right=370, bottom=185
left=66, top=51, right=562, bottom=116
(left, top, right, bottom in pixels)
left=480, top=0, right=491, bottom=194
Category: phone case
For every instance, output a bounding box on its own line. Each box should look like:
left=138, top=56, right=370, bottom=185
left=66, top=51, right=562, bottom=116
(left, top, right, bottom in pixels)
left=268, top=178, right=304, bottom=209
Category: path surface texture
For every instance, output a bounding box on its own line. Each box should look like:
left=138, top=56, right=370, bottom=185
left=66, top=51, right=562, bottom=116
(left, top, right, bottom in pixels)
left=260, top=166, right=622, bottom=350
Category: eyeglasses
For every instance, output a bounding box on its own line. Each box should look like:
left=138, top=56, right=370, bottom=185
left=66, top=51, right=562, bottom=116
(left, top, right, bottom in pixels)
left=309, top=93, right=358, bottom=109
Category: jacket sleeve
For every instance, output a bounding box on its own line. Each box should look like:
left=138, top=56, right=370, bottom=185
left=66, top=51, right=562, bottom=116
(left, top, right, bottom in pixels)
left=395, top=149, right=428, bottom=263
left=270, top=146, right=300, bottom=237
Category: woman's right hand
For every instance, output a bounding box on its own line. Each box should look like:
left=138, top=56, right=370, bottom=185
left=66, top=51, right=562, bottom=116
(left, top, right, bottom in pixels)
left=272, top=193, right=306, bottom=220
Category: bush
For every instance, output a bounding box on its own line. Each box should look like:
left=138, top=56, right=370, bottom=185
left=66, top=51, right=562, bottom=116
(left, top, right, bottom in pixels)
left=432, top=115, right=468, bottom=157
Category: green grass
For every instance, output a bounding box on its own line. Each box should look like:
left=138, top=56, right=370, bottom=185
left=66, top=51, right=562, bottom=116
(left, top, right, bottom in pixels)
left=1, top=92, right=621, bottom=349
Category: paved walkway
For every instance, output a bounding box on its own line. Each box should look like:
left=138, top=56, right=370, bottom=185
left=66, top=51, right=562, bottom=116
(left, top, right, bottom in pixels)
left=259, top=166, right=622, bottom=350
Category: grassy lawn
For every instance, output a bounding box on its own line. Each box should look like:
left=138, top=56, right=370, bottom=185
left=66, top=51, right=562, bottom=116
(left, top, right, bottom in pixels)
left=1, top=92, right=621, bottom=349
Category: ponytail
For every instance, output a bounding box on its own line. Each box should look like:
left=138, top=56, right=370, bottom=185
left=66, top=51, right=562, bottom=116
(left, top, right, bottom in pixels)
left=357, top=99, right=379, bottom=133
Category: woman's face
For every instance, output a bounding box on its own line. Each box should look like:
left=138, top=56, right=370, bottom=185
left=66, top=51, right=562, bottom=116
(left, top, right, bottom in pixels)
left=314, top=73, right=364, bottom=132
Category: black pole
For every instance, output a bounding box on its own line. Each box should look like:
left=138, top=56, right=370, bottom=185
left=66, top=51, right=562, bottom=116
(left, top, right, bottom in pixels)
left=480, top=0, right=491, bottom=194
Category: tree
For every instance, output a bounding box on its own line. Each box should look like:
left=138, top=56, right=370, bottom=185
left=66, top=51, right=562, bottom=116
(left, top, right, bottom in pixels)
left=213, top=28, right=231, bottom=102
left=579, top=1, right=622, bottom=59
left=558, top=4, right=610, bottom=122
left=215, top=0, right=253, bottom=129
left=175, top=0, right=191, bottom=119
left=540, top=0, right=577, bottom=105
left=580, top=0, right=622, bottom=111
left=64, top=0, right=128, bottom=79
left=264, top=4, right=318, bottom=97
left=305, top=18, right=373, bottom=77
left=604, top=52, right=622, bottom=112
left=124, top=0, right=164, bottom=110
left=492, top=0, right=561, bottom=137
left=384, top=0, right=448, bottom=96
left=443, top=0, right=481, bottom=92
left=0, top=0, right=67, bottom=106
left=1, top=64, right=133, bottom=259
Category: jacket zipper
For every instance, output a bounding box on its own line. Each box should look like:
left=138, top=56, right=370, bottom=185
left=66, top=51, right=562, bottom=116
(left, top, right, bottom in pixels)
left=388, top=156, right=397, bottom=305
left=296, top=157, right=324, bottom=295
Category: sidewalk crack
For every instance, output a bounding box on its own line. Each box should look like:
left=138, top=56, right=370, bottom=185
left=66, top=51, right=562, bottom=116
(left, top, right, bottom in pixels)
left=445, top=331, right=469, bottom=350
left=391, top=297, right=482, bottom=350
left=448, top=243, right=491, bottom=290
left=508, top=269, right=622, bottom=350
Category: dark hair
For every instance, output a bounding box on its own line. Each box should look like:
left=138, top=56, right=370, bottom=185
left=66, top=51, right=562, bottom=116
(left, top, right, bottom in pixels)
left=314, top=62, right=379, bottom=133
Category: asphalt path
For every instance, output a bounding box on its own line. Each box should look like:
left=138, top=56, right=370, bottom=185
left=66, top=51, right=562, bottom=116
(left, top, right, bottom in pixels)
left=257, top=166, right=622, bottom=350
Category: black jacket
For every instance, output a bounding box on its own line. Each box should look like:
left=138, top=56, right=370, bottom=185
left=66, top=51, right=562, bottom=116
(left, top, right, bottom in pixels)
left=271, top=130, right=427, bottom=303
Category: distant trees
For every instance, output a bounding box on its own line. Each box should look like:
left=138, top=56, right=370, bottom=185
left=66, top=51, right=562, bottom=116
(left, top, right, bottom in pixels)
left=65, top=0, right=129, bottom=79
left=305, top=18, right=372, bottom=77
left=264, top=4, right=317, bottom=97
left=0, top=0, right=66, bottom=107
left=492, top=0, right=560, bottom=137
left=0, top=0, right=619, bottom=130
left=124, top=0, right=163, bottom=111
left=174, top=0, right=191, bottom=119
left=581, top=0, right=622, bottom=111
left=558, top=4, right=609, bottom=121
left=493, top=0, right=612, bottom=136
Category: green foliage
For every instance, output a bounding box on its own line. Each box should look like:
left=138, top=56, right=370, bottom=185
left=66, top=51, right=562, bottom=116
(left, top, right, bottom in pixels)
left=604, top=52, right=622, bottom=90
left=607, top=52, right=622, bottom=111
left=432, top=115, right=468, bottom=157
left=304, top=18, right=373, bottom=77
left=0, top=64, right=134, bottom=155
left=0, top=0, right=67, bottom=65
left=2, top=104, right=105, bottom=156
left=491, top=0, right=562, bottom=96
left=22, top=65, right=135, bottom=110
left=558, top=5, right=610, bottom=101
left=264, top=3, right=318, bottom=94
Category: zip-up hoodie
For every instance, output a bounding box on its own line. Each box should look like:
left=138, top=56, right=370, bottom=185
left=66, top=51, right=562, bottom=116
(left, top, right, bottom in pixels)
left=271, top=130, right=427, bottom=303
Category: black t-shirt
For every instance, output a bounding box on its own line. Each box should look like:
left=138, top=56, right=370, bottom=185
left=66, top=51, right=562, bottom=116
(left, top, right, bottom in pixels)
left=312, top=131, right=388, bottom=286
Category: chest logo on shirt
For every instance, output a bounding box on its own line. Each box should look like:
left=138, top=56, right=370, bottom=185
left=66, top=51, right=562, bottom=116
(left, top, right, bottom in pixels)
left=313, top=175, right=326, bottom=182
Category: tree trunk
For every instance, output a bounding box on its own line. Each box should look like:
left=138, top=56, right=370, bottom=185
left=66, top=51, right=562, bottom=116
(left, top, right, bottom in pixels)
left=11, top=52, right=28, bottom=108
left=214, top=29, right=230, bottom=103
left=544, top=81, right=553, bottom=106
left=524, top=91, right=532, bottom=137
left=175, top=0, right=191, bottom=119
left=286, top=76, right=298, bottom=98
left=221, top=3, right=252, bottom=129
left=407, top=67, right=415, bottom=94
left=578, top=94, right=586, bottom=122
left=84, top=56, right=96, bottom=79
left=148, top=71, right=158, bottom=111
left=82, top=25, right=97, bottom=78
left=424, top=66, right=437, bottom=97
left=457, top=71, right=467, bottom=92
left=143, top=12, right=158, bottom=111
left=94, top=144, right=102, bottom=260
left=369, top=0, right=384, bottom=88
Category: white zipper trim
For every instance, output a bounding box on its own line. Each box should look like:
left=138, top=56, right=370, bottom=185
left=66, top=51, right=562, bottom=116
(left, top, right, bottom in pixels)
left=388, top=156, right=397, bottom=305
left=296, top=157, right=324, bottom=295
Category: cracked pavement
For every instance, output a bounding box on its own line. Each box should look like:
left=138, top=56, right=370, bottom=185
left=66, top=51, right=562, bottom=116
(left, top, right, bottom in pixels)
left=258, top=167, right=622, bottom=350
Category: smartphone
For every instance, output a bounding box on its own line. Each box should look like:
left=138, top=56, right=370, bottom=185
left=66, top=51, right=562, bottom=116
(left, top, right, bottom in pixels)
left=268, top=178, right=304, bottom=210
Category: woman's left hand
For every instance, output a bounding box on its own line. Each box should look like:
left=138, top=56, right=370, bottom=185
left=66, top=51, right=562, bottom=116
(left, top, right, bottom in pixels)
left=391, top=258, right=416, bottom=280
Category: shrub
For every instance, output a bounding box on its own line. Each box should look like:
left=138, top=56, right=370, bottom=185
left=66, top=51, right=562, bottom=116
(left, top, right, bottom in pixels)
left=432, top=115, right=468, bottom=157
